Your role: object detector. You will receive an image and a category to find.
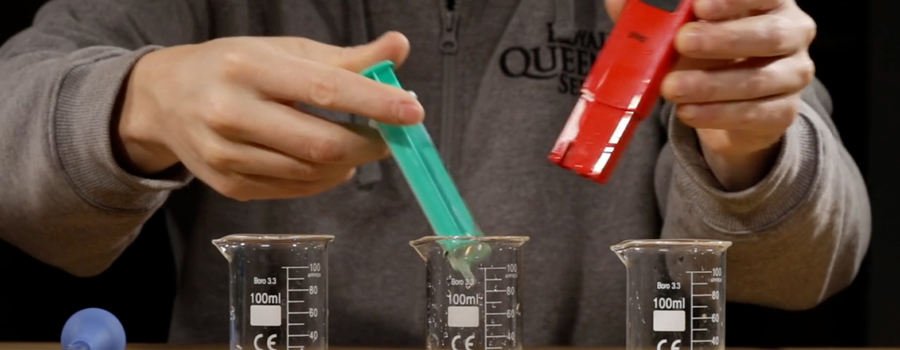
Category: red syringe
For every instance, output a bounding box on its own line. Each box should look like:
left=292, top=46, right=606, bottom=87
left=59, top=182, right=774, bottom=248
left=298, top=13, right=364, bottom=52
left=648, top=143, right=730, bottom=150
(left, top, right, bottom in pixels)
left=549, top=0, right=695, bottom=183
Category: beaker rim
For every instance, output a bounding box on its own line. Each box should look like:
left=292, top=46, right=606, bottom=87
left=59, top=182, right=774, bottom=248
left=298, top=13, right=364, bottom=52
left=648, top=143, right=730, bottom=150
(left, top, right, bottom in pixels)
left=610, top=238, right=732, bottom=251
left=409, top=235, right=530, bottom=247
left=212, top=233, right=335, bottom=245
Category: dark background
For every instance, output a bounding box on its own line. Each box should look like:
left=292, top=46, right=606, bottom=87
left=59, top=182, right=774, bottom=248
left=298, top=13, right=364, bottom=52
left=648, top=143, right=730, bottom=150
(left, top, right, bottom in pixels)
left=0, top=0, right=896, bottom=347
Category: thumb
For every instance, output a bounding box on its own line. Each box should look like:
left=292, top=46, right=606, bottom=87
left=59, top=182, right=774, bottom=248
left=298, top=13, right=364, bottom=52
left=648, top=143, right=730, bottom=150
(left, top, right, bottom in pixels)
left=265, top=31, right=411, bottom=73
left=334, top=31, right=412, bottom=72
left=605, top=0, right=627, bottom=23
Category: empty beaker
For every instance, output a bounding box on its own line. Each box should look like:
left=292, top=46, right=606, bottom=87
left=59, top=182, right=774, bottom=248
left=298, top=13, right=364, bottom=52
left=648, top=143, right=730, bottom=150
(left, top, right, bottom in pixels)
left=411, top=236, right=528, bottom=350
left=611, top=239, right=731, bottom=350
left=213, top=234, right=333, bottom=350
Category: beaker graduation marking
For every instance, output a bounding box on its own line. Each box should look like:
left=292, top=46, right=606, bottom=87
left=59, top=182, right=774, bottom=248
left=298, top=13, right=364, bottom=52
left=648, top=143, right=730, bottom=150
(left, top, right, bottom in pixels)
left=481, top=265, right=517, bottom=350
left=687, top=268, right=723, bottom=349
left=284, top=265, right=321, bottom=347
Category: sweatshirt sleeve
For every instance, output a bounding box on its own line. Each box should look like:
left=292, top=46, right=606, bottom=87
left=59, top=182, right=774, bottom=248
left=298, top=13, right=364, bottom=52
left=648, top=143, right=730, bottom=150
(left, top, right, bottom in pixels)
left=653, top=77, right=872, bottom=310
left=0, top=0, right=207, bottom=277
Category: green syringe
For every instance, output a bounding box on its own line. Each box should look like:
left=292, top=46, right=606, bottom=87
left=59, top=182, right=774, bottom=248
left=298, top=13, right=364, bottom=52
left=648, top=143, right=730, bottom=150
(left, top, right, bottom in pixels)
left=360, top=61, right=490, bottom=281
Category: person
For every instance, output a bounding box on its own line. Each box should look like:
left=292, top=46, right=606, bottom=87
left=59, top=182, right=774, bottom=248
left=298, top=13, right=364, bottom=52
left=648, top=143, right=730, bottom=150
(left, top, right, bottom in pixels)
left=0, top=0, right=870, bottom=346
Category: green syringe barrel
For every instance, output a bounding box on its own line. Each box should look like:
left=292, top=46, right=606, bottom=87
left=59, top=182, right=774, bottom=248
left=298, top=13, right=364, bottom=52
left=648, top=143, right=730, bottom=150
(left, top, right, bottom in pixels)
left=360, top=60, right=482, bottom=238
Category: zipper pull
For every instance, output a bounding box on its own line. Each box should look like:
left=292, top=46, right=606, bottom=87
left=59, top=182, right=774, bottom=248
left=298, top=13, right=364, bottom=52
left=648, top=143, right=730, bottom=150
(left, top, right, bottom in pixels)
left=440, top=10, right=459, bottom=54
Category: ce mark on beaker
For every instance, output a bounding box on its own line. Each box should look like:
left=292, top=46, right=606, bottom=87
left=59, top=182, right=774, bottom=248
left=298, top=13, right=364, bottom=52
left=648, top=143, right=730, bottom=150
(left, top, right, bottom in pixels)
left=451, top=334, right=475, bottom=350
left=254, top=333, right=277, bottom=350
left=657, top=339, right=681, bottom=350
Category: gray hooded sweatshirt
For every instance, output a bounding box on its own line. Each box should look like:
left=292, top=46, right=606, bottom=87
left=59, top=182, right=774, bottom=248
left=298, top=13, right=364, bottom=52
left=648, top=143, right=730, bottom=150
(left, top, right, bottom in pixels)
left=0, top=0, right=871, bottom=347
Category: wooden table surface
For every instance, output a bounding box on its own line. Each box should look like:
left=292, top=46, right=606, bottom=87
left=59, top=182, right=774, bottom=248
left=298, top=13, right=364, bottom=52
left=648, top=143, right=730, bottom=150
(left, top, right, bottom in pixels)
left=0, top=345, right=893, bottom=350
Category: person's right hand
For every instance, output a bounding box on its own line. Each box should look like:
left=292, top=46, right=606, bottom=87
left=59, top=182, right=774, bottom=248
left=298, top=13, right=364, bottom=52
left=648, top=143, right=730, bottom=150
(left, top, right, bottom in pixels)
left=114, top=32, right=424, bottom=201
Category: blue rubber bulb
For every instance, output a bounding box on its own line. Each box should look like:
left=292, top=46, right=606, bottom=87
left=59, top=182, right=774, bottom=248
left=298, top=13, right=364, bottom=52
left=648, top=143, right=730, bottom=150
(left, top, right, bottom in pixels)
left=60, top=308, right=126, bottom=350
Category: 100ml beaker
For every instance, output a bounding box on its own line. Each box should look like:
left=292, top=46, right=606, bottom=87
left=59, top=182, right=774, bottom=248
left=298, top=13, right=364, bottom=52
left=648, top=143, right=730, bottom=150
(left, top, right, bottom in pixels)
left=611, top=239, right=731, bottom=350
left=214, top=234, right=333, bottom=350
left=411, top=236, right=528, bottom=350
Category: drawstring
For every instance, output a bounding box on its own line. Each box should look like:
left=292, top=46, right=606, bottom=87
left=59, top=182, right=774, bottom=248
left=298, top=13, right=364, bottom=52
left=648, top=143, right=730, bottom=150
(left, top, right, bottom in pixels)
left=598, top=0, right=611, bottom=31
left=555, top=0, right=612, bottom=40
left=553, top=0, right=577, bottom=40
left=347, top=0, right=384, bottom=188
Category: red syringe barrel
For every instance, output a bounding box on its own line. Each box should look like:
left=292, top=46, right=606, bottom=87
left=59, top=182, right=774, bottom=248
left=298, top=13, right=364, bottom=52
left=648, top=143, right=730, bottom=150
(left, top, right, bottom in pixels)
left=549, top=0, right=695, bottom=183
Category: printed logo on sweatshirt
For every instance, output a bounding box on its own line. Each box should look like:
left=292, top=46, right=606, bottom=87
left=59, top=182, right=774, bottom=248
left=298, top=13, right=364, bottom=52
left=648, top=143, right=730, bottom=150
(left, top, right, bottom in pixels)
left=498, top=23, right=608, bottom=96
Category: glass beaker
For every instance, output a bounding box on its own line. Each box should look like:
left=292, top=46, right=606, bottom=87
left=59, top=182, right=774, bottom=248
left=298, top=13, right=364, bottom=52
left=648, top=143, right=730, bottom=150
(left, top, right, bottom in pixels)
left=411, top=236, right=529, bottom=350
left=611, top=239, right=731, bottom=350
left=213, top=234, right=334, bottom=350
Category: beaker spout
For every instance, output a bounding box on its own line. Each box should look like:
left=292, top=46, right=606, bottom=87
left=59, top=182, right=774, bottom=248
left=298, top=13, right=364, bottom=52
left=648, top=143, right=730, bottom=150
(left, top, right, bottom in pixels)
left=211, top=237, right=235, bottom=262
left=609, top=241, right=631, bottom=266
left=610, top=244, right=628, bottom=265
left=410, top=241, right=430, bottom=263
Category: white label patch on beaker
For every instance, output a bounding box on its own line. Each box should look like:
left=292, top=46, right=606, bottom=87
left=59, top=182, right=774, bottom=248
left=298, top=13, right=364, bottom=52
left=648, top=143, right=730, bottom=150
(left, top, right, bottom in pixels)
left=652, top=310, right=685, bottom=332
left=250, top=305, right=282, bottom=326
left=447, top=306, right=479, bottom=327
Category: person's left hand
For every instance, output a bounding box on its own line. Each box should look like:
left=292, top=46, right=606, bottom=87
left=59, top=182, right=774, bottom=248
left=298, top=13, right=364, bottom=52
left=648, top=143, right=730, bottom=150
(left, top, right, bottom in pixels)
left=606, top=0, right=817, bottom=191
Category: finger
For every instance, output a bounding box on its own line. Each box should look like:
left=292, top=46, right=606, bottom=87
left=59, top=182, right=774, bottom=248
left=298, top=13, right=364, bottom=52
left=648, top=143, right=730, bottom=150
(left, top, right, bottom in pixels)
left=263, top=31, right=412, bottom=72
left=189, top=133, right=330, bottom=181
left=178, top=133, right=359, bottom=200
left=675, top=11, right=816, bottom=59
left=695, top=127, right=785, bottom=157
left=209, top=169, right=356, bottom=201
left=672, top=55, right=738, bottom=72
left=693, top=0, right=787, bottom=21
left=208, top=99, right=391, bottom=166
left=212, top=140, right=360, bottom=181
left=235, top=170, right=356, bottom=200
left=604, top=0, right=626, bottom=22
left=675, top=93, right=800, bottom=132
left=238, top=50, right=424, bottom=125
left=662, top=53, right=815, bottom=104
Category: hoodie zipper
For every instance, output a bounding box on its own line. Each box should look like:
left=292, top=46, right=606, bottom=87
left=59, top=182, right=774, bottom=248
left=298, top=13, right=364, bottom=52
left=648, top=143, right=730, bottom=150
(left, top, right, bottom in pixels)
left=439, top=0, right=460, bottom=174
